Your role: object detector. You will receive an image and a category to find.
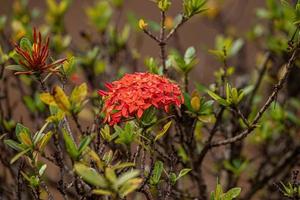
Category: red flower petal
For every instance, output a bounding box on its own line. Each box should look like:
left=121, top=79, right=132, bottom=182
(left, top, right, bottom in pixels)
left=98, top=72, right=183, bottom=126
left=98, top=90, right=108, bottom=96
left=137, top=108, right=144, bottom=118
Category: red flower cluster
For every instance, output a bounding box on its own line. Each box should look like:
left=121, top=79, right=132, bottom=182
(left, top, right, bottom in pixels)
left=98, top=72, right=183, bottom=125
left=14, top=28, right=66, bottom=75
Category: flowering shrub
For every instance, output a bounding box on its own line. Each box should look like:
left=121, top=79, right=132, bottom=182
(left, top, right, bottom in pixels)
left=0, top=0, right=300, bottom=200
left=12, top=28, right=66, bottom=75
left=99, top=72, right=183, bottom=125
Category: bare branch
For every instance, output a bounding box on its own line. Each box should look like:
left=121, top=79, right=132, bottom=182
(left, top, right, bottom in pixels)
left=211, top=46, right=299, bottom=147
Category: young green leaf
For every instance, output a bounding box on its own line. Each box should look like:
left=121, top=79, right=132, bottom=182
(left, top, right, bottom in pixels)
left=70, top=83, right=88, bottom=105
left=37, top=131, right=53, bottom=151
left=150, top=161, right=164, bottom=185
left=53, top=86, right=71, bottom=112
left=207, top=90, right=228, bottom=106
left=112, top=162, right=135, bottom=170
left=78, top=136, right=92, bottom=155
left=155, top=121, right=172, bottom=141
left=5, top=65, right=26, bottom=71
left=10, top=148, right=31, bottom=164
left=115, top=170, right=140, bottom=188
left=118, top=178, right=142, bottom=198
left=157, top=0, right=171, bottom=11
left=223, top=187, right=241, bottom=200
left=169, top=172, right=177, bottom=185
left=105, top=167, right=117, bottom=184
left=4, top=139, right=24, bottom=151
left=177, top=168, right=192, bottom=180
left=15, top=123, right=32, bottom=146
left=62, top=128, right=78, bottom=159
left=92, top=189, right=113, bottom=196
left=39, top=164, right=47, bottom=176
left=20, top=37, right=32, bottom=53
left=74, top=163, right=108, bottom=188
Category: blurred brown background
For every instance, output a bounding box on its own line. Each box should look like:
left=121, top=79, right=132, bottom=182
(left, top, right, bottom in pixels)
left=0, top=1, right=273, bottom=198
left=0, top=0, right=267, bottom=147
left=0, top=0, right=265, bottom=83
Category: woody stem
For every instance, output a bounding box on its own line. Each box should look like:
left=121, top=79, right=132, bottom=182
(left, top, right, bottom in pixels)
left=160, top=10, right=167, bottom=74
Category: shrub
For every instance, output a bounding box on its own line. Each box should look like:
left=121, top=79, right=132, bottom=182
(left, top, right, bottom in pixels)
left=0, top=0, right=300, bottom=199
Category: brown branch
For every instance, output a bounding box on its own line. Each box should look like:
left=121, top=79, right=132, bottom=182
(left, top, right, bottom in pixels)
left=165, top=15, right=188, bottom=42
left=211, top=46, right=299, bottom=147
left=160, top=11, right=167, bottom=74
left=143, top=29, right=161, bottom=43
left=230, top=106, right=250, bottom=128
left=197, top=107, right=225, bottom=165
left=247, top=52, right=271, bottom=110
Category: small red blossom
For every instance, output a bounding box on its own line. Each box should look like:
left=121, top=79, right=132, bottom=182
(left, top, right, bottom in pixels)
left=98, top=72, right=184, bottom=125
left=13, top=28, right=66, bottom=75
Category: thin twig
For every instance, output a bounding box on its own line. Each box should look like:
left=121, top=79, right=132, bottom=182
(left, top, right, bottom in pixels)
left=160, top=11, right=167, bottom=73
left=197, top=107, right=225, bottom=165
left=143, top=29, right=161, bottom=43
left=211, top=46, right=299, bottom=147
left=165, top=15, right=188, bottom=42
left=247, top=52, right=271, bottom=109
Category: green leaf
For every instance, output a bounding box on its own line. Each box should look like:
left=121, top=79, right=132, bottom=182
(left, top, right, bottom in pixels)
left=157, top=0, right=171, bottom=11
left=20, top=37, right=32, bottom=53
left=112, top=162, right=135, bottom=170
left=226, top=83, right=231, bottom=102
left=183, top=0, right=207, bottom=17
left=223, top=187, right=241, bottom=200
left=103, top=150, right=114, bottom=164
left=4, top=139, right=24, bottom=151
left=39, top=164, right=47, bottom=176
left=33, top=122, right=49, bottom=145
left=169, top=172, right=177, bottom=185
left=215, top=182, right=223, bottom=199
left=207, top=90, right=228, bottom=106
left=37, top=131, right=53, bottom=151
left=184, top=46, right=196, bottom=64
left=242, top=85, right=254, bottom=96
left=229, top=39, right=244, bottom=57
left=100, top=125, right=113, bottom=141
left=53, top=86, right=71, bottom=112
left=15, top=123, right=32, bottom=146
left=92, top=189, right=113, bottom=196
left=177, top=168, right=192, bottom=180
left=191, top=95, right=201, bottom=111
left=115, top=170, right=140, bottom=188
left=209, top=49, right=225, bottom=61
left=231, top=88, right=239, bottom=104
left=40, top=93, right=57, bottom=106
left=10, top=148, right=31, bottom=164
left=70, top=83, right=88, bottom=105
left=74, top=163, right=108, bottom=188
left=0, top=133, right=7, bottom=140
left=150, top=161, right=164, bottom=185
left=62, top=128, right=78, bottom=159
left=155, top=121, right=172, bottom=141
left=114, top=122, right=137, bottom=145
left=118, top=178, right=142, bottom=198
left=5, top=65, right=26, bottom=71
left=105, top=167, right=117, bottom=184
left=78, top=136, right=92, bottom=155
left=21, top=172, right=40, bottom=187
